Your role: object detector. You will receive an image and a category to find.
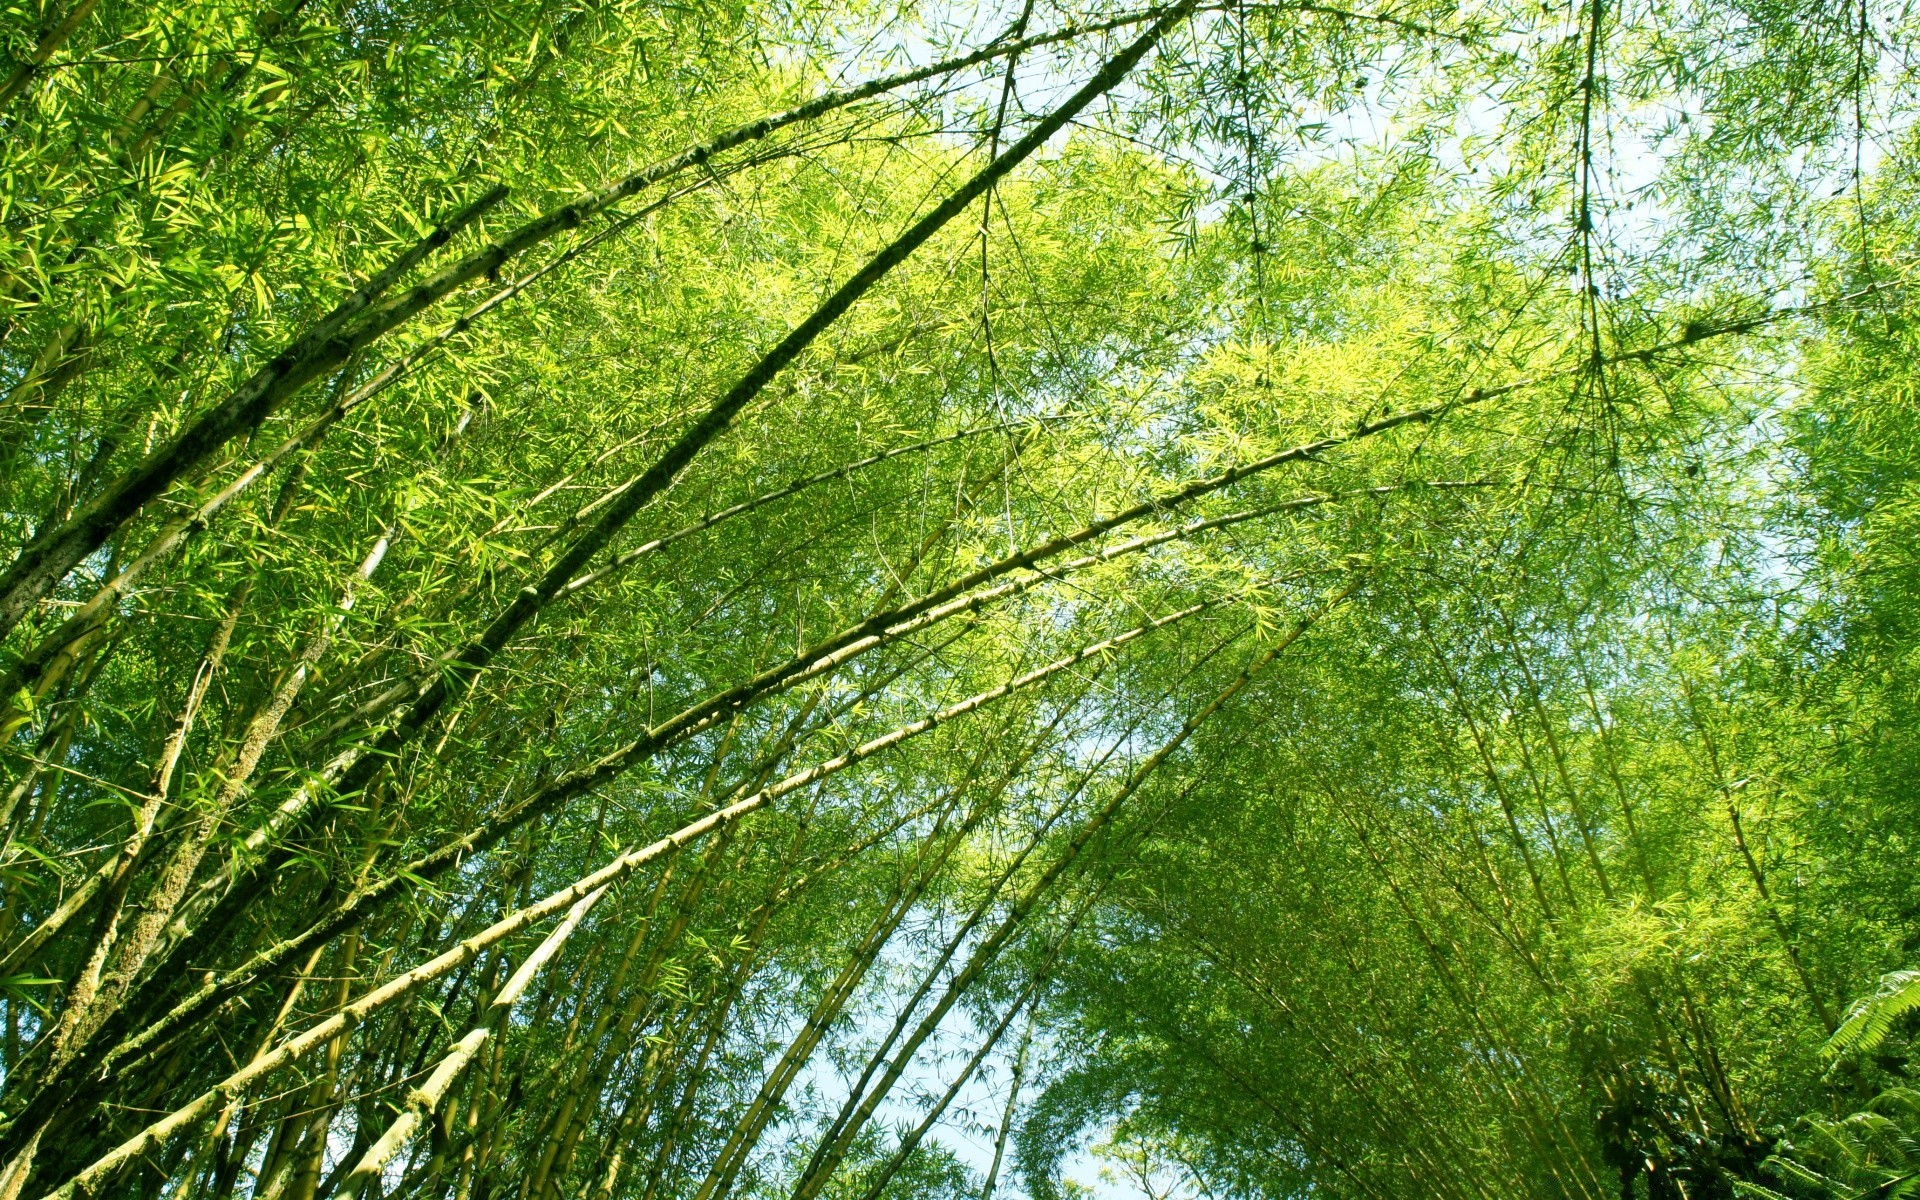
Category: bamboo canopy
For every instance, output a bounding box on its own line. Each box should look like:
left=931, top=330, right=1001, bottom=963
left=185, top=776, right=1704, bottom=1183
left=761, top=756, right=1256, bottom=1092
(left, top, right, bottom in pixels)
left=0, top=0, right=1916, bottom=1196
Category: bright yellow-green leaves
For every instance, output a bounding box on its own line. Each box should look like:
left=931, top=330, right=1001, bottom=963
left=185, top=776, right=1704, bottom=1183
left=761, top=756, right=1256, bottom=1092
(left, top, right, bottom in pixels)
left=0, top=0, right=1916, bottom=1197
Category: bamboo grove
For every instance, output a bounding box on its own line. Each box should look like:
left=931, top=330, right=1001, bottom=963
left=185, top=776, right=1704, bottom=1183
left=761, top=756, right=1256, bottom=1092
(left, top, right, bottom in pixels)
left=1, top=0, right=1918, bottom=1196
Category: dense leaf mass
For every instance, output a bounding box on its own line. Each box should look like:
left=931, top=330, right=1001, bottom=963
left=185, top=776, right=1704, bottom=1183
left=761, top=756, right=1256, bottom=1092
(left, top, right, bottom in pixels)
left=0, top=0, right=1917, bottom=1196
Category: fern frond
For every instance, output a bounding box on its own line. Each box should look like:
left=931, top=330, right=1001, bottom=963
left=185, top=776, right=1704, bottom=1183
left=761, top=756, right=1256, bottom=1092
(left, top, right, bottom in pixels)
left=1831, top=972, right=1920, bottom=1060
left=1809, top=1120, right=1870, bottom=1167
left=1876, top=1090, right=1920, bottom=1120
left=1772, top=1152, right=1842, bottom=1191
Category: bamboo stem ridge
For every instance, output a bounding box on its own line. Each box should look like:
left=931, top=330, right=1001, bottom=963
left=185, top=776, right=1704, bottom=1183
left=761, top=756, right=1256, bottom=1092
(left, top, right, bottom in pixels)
left=41, top=799, right=752, bottom=1199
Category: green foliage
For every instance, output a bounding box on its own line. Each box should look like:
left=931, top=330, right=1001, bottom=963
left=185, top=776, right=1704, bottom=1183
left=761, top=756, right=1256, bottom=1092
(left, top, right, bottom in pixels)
left=1831, top=973, right=1920, bottom=1063
left=0, top=0, right=1916, bottom=1197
